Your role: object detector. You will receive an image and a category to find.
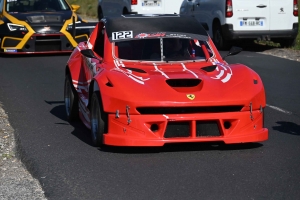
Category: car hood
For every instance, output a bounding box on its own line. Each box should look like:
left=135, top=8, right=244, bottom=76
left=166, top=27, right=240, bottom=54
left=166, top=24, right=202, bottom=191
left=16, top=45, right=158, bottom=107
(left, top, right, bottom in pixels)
left=8, top=11, right=73, bottom=25
left=98, top=61, right=265, bottom=111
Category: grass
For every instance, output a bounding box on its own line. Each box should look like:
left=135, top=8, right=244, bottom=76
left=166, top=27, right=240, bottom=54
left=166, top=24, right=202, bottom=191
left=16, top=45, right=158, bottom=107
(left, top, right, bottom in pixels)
left=66, top=0, right=98, bottom=18
left=66, top=0, right=300, bottom=49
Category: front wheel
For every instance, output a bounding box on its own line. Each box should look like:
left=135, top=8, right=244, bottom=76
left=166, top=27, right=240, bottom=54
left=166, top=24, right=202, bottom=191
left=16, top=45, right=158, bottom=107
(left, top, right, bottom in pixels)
left=90, top=92, right=106, bottom=147
left=64, top=74, right=79, bottom=121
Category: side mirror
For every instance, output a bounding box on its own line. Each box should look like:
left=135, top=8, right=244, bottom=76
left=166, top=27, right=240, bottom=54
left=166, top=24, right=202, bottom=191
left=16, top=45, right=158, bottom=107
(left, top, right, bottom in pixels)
left=222, top=46, right=243, bottom=60
left=71, top=4, right=80, bottom=12
left=81, top=49, right=103, bottom=63
left=81, top=49, right=96, bottom=58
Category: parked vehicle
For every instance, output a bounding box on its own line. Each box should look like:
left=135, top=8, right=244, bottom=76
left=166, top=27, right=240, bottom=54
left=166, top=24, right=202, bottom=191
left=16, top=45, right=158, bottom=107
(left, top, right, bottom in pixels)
left=180, top=0, right=299, bottom=49
left=0, top=0, right=96, bottom=54
left=97, top=0, right=184, bottom=21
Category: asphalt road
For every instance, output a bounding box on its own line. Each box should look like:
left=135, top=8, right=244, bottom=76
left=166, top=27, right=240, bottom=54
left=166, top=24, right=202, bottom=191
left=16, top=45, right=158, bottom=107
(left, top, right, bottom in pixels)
left=0, top=49, right=299, bottom=200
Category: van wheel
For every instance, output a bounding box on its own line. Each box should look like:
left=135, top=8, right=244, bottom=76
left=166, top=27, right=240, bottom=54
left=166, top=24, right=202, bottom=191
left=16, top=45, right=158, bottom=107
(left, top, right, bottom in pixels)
left=213, top=23, right=229, bottom=50
left=278, top=38, right=296, bottom=48
left=98, top=7, right=103, bottom=21
left=64, top=74, right=79, bottom=122
left=90, top=92, right=106, bottom=147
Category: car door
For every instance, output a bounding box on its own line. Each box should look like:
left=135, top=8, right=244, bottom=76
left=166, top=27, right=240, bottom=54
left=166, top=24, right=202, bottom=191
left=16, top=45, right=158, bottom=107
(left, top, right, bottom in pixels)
left=269, top=0, right=296, bottom=30
left=192, top=0, right=213, bottom=36
left=232, top=0, right=270, bottom=31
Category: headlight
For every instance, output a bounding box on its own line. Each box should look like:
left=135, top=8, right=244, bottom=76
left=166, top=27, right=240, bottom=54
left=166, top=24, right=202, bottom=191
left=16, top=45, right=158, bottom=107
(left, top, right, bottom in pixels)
left=67, top=21, right=81, bottom=30
left=7, top=23, right=28, bottom=31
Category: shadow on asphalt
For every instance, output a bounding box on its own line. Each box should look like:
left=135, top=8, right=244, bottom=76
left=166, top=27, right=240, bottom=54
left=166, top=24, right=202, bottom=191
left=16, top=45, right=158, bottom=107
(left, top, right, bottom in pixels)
left=273, top=121, right=300, bottom=136
left=100, top=142, right=263, bottom=154
left=223, top=40, right=278, bottom=52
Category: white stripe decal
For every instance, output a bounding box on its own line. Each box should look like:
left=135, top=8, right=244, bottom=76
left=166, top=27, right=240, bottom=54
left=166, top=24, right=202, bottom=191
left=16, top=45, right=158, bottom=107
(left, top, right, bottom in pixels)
left=153, top=63, right=169, bottom=79
left=181, top=63, right=198, bottom=78
left=221, top=73, right=232, bottom=83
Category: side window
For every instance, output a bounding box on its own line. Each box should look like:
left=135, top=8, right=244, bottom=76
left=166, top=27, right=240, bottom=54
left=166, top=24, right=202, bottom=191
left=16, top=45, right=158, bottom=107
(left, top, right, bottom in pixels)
left=93, top=24, right=105, bottom=58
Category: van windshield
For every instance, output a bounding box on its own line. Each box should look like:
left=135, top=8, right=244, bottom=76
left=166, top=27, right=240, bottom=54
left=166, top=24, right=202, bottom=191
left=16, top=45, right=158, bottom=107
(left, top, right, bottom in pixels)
left=115, top=38, right=213, bottom=62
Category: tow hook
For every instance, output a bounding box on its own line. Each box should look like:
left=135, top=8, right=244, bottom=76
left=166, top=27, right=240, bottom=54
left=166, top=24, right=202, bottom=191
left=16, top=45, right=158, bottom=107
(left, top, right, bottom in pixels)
left=250, top=102, right=254, bottom=121
left=126, top=105, right=131, bottom=124
left=115, top=110, right=120, bottom=118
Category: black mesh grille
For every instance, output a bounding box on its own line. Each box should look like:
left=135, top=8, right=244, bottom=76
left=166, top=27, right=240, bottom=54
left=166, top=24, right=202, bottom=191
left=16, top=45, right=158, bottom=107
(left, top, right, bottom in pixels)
left=196, top=121, right=220, bottom=137
left=36, top=36, right=60, bottom=41
left=164, top=121, right=190, bottom=138
left=3, top=38, right=21, bottom=47
left=35, top=41, right=61, bottom=52
left=137, top=106, right=243, bottom=115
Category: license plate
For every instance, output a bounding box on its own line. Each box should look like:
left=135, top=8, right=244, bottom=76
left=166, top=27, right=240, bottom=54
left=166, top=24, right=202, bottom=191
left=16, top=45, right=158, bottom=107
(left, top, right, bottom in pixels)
left=142, top=0, right=161, bottom=6
left=240, top=20, right=263, bottom=26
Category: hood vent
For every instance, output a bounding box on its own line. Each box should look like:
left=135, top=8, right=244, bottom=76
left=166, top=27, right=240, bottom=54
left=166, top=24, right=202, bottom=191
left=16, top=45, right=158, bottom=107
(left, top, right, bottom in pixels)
left=124, top=67, right=147, bottom=73
left=166, top=79, right=201, bottom=87
left=27, top=15, right=62, bottom=23
left=201, top=65, right=217, bottom=72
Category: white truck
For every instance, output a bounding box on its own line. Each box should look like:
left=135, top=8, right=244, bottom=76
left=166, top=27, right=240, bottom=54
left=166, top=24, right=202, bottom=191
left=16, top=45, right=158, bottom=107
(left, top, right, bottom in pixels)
left=98, top=0, right=184, bottom=20
left=180, top=0, right=299, bottom=49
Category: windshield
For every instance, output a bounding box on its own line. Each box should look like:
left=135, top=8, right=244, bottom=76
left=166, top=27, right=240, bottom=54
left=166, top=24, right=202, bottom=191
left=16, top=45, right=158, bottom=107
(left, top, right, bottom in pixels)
left=6, top=0, right=70, bottom=13
left=115, top=38, right=213, bottom=62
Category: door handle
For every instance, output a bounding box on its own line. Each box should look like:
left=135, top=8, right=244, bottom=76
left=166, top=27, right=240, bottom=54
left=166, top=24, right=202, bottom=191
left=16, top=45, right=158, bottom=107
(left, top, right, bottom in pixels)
left=257, top=4, right=267, bottom=8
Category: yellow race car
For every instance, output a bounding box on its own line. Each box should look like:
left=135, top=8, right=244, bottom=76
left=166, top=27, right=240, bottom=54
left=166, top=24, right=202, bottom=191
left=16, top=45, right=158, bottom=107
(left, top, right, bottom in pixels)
left=0, top=0, right=96, bottom=54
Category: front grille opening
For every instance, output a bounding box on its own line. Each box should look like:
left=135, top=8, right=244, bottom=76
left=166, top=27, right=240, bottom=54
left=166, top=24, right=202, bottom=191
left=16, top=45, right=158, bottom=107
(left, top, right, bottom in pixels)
left=150, top=124, right=159, bottom=132
left=196, top=121, right=221, bottom=137
left=166, top=79, right=201, bottom=87
left=137, top=106, right=243, bottom=115
left=35, top=41, right=61, bottom=52
left=36, top=36, right=60, bottom=41
left=224, top=121, right=231, bottom=129
left=164, top=121, right=190, bottom=138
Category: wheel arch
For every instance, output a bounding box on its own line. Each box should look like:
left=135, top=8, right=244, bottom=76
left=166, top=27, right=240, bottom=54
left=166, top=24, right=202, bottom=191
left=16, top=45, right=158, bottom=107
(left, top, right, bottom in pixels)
left=123, top=7, right=129, bottom=15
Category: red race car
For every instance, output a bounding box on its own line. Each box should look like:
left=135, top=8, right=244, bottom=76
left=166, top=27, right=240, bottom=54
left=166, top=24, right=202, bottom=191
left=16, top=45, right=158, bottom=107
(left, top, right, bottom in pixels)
left=64, top=14, right=268, bottom=147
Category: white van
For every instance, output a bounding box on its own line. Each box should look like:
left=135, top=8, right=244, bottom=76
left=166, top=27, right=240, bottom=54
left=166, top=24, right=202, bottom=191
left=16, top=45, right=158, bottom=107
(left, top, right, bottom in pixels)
left=180, top=0, right=299, bottom=49
left=98, top=0, right=184, bottom=20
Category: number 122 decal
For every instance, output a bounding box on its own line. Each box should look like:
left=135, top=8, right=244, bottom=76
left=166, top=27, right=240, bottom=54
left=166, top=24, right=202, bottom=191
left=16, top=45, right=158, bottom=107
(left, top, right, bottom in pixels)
left=112, top=31, right=133, bottom=40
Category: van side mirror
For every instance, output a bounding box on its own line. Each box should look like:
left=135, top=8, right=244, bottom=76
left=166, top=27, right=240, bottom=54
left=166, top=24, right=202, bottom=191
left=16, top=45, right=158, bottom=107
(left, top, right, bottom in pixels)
left=222, top=46, right=243, bottom=60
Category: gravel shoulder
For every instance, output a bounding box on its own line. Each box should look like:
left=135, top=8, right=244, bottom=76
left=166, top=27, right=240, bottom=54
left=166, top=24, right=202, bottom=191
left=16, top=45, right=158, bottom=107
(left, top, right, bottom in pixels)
left=0, top=47, right=298, bottom=200
left=0, top=103, right=46, bottom=200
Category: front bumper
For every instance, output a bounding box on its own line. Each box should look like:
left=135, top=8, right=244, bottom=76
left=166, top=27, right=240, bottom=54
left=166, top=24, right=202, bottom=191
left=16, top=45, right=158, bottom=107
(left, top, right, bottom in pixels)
left=221, top=23, right=298, bottom=40
left=103, top=110, right=268, bottom=146
left=0, top=33, right=88, bottom=54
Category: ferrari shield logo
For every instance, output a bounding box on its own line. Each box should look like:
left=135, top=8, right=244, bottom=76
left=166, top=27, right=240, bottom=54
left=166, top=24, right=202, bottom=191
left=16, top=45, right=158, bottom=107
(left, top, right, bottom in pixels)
left=187, top=94, right=195, bottom=100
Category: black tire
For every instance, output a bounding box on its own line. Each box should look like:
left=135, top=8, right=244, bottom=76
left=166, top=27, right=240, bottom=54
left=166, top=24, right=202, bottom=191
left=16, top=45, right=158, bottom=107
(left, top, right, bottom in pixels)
left=98, top=7, right=103, bottom=21
left=213, top=23, right=230, bottom=50
left=64, top=74, right=79, bottom=121
left=90, top=92, right=106, bottom=147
